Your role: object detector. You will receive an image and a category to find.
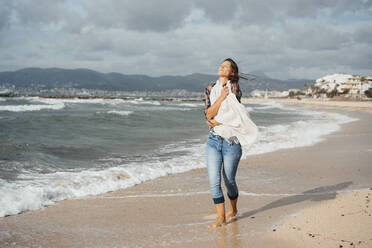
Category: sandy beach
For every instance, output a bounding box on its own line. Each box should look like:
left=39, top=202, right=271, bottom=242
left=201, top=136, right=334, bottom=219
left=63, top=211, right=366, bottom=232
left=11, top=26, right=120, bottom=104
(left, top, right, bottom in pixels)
left=263, top=187, right=372, bottom=247
left=1, top=103, right=372, bottom=247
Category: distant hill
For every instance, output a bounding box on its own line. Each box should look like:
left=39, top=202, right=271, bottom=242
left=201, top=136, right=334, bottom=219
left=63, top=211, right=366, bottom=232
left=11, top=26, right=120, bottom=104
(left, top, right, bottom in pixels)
left=0, top=67, right=312, bottom=92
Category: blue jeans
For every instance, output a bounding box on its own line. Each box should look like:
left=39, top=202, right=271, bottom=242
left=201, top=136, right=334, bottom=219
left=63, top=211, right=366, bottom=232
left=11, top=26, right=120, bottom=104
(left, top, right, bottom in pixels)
left=205, top=131, right=242, bottom=204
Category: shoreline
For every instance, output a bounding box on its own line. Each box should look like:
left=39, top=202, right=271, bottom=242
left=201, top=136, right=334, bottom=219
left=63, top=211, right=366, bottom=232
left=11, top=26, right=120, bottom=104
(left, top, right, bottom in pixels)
left=0, top=95, right=357, bottom=219
left=1, top=105, right=372, bottom=247
left=0, top=99, right=358, bottom=219
left=242, top=97, right=372, bottom=114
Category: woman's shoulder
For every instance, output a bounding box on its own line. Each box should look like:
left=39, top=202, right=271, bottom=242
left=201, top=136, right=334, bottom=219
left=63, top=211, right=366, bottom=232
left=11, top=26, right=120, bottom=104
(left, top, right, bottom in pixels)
left=204, top=82, right=216, bottom=93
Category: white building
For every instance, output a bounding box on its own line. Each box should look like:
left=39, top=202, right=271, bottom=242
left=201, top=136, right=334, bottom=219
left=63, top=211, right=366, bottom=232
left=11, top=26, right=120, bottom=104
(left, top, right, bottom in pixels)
left=250, top=89, right=266, bottom=98
left=314, top=74, right=371, bottom=96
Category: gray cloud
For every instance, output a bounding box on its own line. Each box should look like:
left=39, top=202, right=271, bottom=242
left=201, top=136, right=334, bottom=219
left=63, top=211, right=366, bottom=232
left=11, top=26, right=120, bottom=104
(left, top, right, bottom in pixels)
left=192, top=0, right=239, bottom=23
left=0, top=0, right=371, bottom=79
left=114, top=1, right=193, bottom=31
left=284, top=0, right=372, bottom=18
left=353, top=22, right=372, bottom=44
left=232, top=0, right=372, bottom=27
left=12, top=0, right=64, bottom=26
left=0, top=1, right=12, bottom=29
left=4, top=0, right=371, bottom=32
left=284, top=22, right=352, bottom=51
left=76, top=0, right=194, bottom=32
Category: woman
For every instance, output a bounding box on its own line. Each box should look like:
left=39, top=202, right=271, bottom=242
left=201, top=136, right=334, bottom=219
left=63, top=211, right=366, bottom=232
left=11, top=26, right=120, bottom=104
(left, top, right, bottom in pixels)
left=204, top=58, right=258, bottom=229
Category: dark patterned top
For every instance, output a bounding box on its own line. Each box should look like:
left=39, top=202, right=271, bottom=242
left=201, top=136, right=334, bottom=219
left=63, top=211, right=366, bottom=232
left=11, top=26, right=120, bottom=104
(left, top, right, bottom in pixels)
left=203, top=81, right=242, bottom=119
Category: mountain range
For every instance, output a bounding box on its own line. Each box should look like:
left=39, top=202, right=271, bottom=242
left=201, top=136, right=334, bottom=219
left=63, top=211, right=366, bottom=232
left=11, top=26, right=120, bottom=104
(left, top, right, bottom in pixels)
left=0, top=67, right=312, bottom=93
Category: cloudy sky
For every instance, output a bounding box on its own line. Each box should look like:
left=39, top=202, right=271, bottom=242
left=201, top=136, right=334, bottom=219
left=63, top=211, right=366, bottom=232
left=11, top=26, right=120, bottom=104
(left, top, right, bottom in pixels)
left=1, top=0, right=372, bottom=79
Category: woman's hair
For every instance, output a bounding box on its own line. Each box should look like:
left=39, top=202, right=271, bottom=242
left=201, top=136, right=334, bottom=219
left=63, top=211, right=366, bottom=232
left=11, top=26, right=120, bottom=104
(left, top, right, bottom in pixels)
left=223, top=58, right=241, bottom=97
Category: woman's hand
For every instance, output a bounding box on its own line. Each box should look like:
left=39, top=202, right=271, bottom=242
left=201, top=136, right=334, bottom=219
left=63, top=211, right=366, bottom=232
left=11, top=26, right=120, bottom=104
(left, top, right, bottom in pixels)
left=220, top=86, right=229, bottom=100
left=206, top=119, right=222, bottom=128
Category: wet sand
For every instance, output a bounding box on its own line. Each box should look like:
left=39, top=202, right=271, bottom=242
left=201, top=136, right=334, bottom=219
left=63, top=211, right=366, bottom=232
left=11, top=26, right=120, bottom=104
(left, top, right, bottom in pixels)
left=1, top=107, right=372, bottom=247
left=242, top=97, right=372, bottom=114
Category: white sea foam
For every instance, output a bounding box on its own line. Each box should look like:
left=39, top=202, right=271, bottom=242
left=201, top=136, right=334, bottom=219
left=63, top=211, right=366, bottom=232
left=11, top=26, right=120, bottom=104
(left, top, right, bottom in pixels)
left=241, top=105, right=358, bottom=158
left=149, top=106, right=192, bottom=111
left=1, top=97, right=164, bottom=112
left=172, top=102, right=203, bottom=107
left=249, top=101, right=297, bottom=111
left=0, top=96, right=201, bottom=114
left=245, top=106, right=254, bottom=112
left=0, top=142, right=206, bottom=218
left=0, top=102, right=65, bottom=112
left=123, top=99, right=161, bottom=105
left=107, top=110, right=133, bottom=116
left=27, top=97, right=124, bottom=106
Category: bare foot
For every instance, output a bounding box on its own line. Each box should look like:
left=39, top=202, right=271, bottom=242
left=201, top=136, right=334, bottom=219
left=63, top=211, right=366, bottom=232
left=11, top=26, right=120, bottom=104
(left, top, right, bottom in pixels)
left=208, top=218, right=226, bottom=229
left=225, top=210, right=237, bottom=220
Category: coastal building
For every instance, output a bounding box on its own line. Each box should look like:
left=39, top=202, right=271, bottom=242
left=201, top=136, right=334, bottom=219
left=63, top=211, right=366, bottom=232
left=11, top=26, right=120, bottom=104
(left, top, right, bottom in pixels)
left=0, top=89, right=11, bottom=95
left=250, top=89, right=266, bottom=98
left=249, top=89, right=290, bottom=98
left=279, top=91, right=289, bottom=97
left=269, top=90, right=284, bottom=98
left=314, top=73, right=372, bottom=98
left=288, top=89, right=302, bottom=93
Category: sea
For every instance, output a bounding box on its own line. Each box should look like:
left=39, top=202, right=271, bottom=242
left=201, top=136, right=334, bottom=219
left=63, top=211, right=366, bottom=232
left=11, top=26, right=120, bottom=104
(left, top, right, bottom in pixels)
left=0, top=96, right=358, bottom=217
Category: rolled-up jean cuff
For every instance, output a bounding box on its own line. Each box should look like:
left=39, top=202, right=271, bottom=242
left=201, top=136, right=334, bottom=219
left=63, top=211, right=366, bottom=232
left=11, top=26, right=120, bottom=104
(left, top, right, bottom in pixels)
left=227, top=192, right=239, bottom=200
left=212, top=196, right=225, bottom=204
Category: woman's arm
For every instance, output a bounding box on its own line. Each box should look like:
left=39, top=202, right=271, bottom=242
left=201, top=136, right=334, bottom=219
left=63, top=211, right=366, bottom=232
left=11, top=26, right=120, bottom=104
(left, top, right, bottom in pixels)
left=205, top=95, right=224, bottom=120
left=206, top=119, right=222, bottom=128
left=205, top=86, right=229, bottom=120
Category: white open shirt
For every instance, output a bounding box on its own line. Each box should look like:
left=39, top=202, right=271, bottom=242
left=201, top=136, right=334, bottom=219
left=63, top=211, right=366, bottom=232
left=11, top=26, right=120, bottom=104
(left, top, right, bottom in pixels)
left=210, top=79, right=259, bottom=147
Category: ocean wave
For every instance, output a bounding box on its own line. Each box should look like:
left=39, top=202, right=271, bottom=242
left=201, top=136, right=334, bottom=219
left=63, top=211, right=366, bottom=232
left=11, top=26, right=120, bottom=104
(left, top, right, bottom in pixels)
left=32, top=97, right=162, bottom=106
left=245, top=106, right=254, bottom=112
left=107, top=110, right=134, bottom=116
left=1, top=96, right=200, bottom=113
left=252, top=101, right=296, bottom=111
left=123, top=99, right=161, bottom=106
left=5, top=97, right=163, bottom=112
left=27, top=97, right=124, bottom=106
left=0, top=142, right=205, bottom=218
left=149, top=106, right=192, bottom=111
left=241, top=109, right=358, bottom=158
left=171, top=102, right=203, bottom=107
left=0, top=102, right=65, bottom=112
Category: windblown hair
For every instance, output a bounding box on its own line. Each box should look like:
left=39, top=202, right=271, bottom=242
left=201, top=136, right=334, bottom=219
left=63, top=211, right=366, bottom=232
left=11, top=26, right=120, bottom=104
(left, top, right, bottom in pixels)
left=223, top=58, right=241, bottom=98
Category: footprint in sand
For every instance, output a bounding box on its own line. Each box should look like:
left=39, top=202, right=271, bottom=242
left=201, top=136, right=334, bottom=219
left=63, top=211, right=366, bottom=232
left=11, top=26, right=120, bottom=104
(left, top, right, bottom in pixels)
left=203, top=214, right=217, bottom=220
left=203, top=213, right=243, bottom=220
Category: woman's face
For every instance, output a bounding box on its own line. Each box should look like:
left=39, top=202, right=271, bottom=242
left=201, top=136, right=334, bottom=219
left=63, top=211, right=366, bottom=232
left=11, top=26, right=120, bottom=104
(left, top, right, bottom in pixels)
left=218, top=60, right=232, bottom=78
